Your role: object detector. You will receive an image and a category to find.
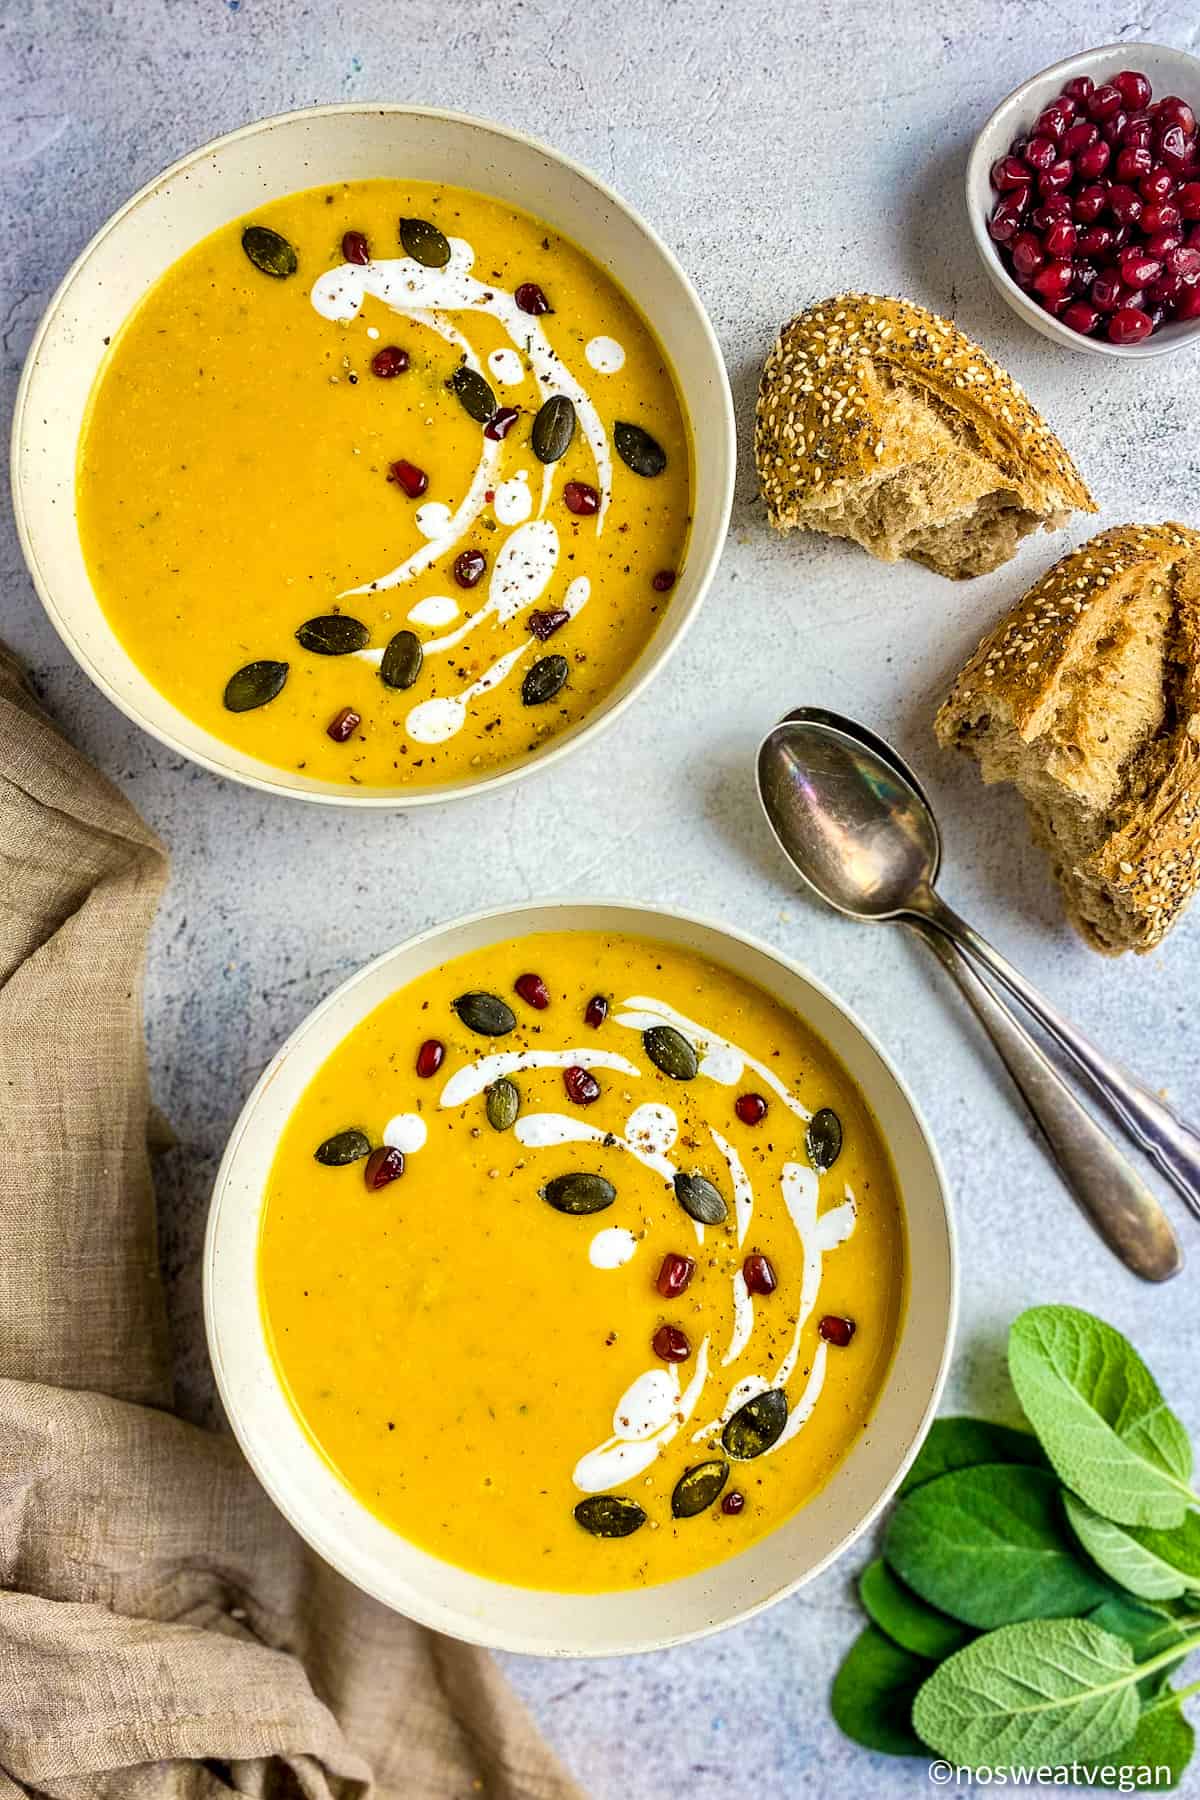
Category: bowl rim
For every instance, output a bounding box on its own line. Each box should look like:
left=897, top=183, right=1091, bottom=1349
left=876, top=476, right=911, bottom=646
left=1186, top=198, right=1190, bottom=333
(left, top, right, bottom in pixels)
left=203, top=894, right=959, bottom=1656
left=11, top=102, right=736, bottom=809
left=965, top=40, right=1200, bottom=360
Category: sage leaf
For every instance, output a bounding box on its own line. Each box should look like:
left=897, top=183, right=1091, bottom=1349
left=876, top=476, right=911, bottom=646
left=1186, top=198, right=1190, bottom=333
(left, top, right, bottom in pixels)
left=1009, top=1305, right=1194, bottom=1529
left=898, top=1415, right=1046, bottom=1498
left=830, top=1623, right=929, bottom=1757
left=859, top=1558, right=972, bottom=1661
left=1088, top=1594, right=1196, bottom=1702
left=1109, top=1693, right=1195, bottom=1789
left=1066, top=1492, right=1200, bottom=1602
left=911, top=1618, right=1142, bottom=1769
left=884, top=1463, right=1110, bottom=1627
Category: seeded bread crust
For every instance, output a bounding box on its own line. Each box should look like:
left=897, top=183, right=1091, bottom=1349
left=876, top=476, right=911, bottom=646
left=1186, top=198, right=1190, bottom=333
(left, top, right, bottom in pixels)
left=755, top=293, right=1095, bottom=579
left=935, top=522, right=1200, bottom=954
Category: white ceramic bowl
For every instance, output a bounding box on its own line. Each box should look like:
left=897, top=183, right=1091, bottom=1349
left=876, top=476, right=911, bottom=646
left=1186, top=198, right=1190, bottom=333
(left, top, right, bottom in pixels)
left=204, top=899, right=956, bottom=1655
left=11, top=107, right=734, bottom=807
left=966, top=42, right=1200, bottom=358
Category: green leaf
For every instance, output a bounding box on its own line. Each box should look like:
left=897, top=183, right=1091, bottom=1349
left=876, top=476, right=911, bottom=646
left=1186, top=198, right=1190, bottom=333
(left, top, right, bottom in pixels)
left=885, top=1463, right=1111, bottom=1628
left=859, top=1559, right=972, bottom=1661
left=912, top=1617, right=1142, bottom=1769
left=830, top=1624, right=929, bottom=1756
left=897, top=1415, right=1046, bottom=1498
left=1066, top=1492, right=1200, bottom=1602
left=1088, top=1594, right=1200, bottom=1702
left=1009, top=1306, right=1194, bottom=1529
left=1107, top=1694, right=1196, bottom=1789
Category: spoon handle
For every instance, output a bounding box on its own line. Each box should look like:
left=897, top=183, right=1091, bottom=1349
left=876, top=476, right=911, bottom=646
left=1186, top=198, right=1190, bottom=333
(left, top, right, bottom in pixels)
left=921, top=897, right=1200, bottom=1226
left=906, top=920, right=1181, bottom=1281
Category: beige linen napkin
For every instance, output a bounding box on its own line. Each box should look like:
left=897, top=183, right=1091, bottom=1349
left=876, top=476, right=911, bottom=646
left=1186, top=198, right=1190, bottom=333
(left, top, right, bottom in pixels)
left=0, top=645, right=583, bottom=1800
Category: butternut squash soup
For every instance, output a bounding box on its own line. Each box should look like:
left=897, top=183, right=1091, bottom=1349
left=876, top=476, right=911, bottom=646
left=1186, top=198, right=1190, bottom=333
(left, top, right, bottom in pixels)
left=258, top=932, right=907, bottom=1591
left=76, top=181, right=692, bottom=787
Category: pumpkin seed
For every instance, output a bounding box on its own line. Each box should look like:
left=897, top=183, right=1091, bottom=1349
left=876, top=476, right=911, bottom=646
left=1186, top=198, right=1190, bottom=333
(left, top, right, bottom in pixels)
left=722, top=1388, right=788, bottom=1460
left=521, top=655, right=568, bottom=707
left=399, top=216, right=451, bottom=267
left=449, top=364, right=497, bottom=424
left=531, top=394, right=576, bottom=463
left=542, top=1172, right=617, bottom=1215
left=671, top=1459, right=730, bottom=1519
left=643, top=1024, right=698, bottom=1081
left=296, top=614, right=370, bottom=656
left=314, top=1127, right=371, bottom=1166
left=452, top=992, right=516, bottom=1036
left=574, top=1495, right=647, bottom=1538
left=223, top=660, right=289, bottom=712
left=806, top=1107, right=843, bottom=1172
left=241, top=225, right=298, bottom=278
left=486, top=1076, right=520, bottom=1132
left=614, top=420, right=667, bottom=477
left=673, top=1171, right=728, bottom=1226
left=380, top=629, right=424, bottom=690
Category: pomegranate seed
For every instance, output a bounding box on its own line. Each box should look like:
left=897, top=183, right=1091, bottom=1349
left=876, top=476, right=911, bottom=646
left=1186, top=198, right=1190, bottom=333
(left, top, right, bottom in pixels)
left=1168, top=244, right=1200, bottom=279
left=1076, top=138, right=1112, bottom=178
left=1038, top=292, right=1071, bottom=317
left=1115, top=70, right=1152, bottom=110
left=818, top=1314, right=856, bottom=1347
left=656, top=1253, right=695, bottom=1298
left=1116, top=144, right=1154, bottom=181
left=1178, top=181, right=1200, bottom=219
left=651, top=568, right=677, bottom=593
left=1143, top=200, right=1182, bottom=233
left=721, top=1490, right=746, bottom=1515
left=1063, top=120, right=1099, bottom=156
left=514, top=972, right=550, bottom=1010
left=1023, top=136, right=1057, bottom=171
left=1062, top=300, right=1101, bottom=335
left=1175, top=282, right=1200, bottom=317
left=342, top=229, right=370, bottom=265
left=1073, top=186, right=1109, bottom=224
left=1079, top=224, right=1115, bottom=255
left=1109, top=183, right=1144, bottom=224
left=564, top=1064, right=600, bottom=1105
left=1088, top=83, right=1124, bottom=122
left=743, top=1254, right=777, bottom=1296
left=416, top=1038, right=444, bottom=1078
left=528, top=607, right=570, bottom=640
left=1074, top=260, right=1098, bottom=292
left=1156, top=96, right=1197, bottom=137
left=365, top=1145, right=404, bottom=1189
left=326, top=706, right=361, bottom=742
left=1063, top=76, right=1095, bottom=106
left=1044, top=220, right=1077, bottom=257
left=1034, top=105, right=1069, bottom=141
left=1010, top=231, right=1045, bottom=277
left=1032, top=194, right=1073, bottom=229
left=1159, top=124, right=1191, bottom=170
left=1092, top=271, right=1125, bottom=311
left=1120, top=117, right=1154, bottom=152
left=735, top=1092, right=768, bottom=1125
left=388, top=459, right=428, bottom=497
left=1147, top=271, right=1182, bottom=306
left=514, top=281, right=552, bottom=315
left=1107, top=305, right=1154, bottom=343
left=1141, top=165, right=1176, bottom=202
left=454, top=548, right=486, bottom=588
left=992, top=154, right=1034, bottom=190
left=1145, top=228, right=1183, bottom=259
left=484, top=406, right=520, bottom=441
left=1033, top=260, right=1074, bottom=298
left=563, top=480, right=600, bottom=516
left=1111, top=223, right=1131, bottom=250
left=584, top=993, right=609, bottom=1028
left=370, top=345, right=408, bottom=379
left=1120, top=247, right=1161, bottom=286
left=652, top=1324, right=691, bottom=1363
left=1039, top=158, right=1074, bottom=194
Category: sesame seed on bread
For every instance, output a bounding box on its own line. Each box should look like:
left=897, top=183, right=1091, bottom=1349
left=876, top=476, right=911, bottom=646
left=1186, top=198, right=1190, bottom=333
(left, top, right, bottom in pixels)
left=936, top=522, right=1200, bottom=954
left=754, top=294, right=1095, bottom=579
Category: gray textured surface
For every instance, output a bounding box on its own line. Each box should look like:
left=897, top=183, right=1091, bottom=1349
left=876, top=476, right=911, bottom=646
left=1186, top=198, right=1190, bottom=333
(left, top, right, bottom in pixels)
left=4, top=2, right=1200, bottom=1794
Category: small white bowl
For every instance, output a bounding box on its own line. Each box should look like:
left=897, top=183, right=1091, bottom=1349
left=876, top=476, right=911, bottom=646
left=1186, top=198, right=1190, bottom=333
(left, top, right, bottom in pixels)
left=12, top=106, right=734, bottom=807
left=966, top=42, right=1200, bottom=358
left=204, top=898, right=956, bottom=1656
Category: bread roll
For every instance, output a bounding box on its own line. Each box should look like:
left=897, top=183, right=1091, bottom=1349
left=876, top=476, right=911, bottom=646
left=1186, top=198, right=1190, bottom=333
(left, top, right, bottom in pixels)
left=935, top=523, right=1200, bottom=954
left=755, top=294, right=1095, bottom=579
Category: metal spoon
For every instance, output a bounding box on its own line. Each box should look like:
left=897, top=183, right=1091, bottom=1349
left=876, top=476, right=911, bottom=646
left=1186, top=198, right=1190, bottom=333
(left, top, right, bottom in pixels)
left=755, top=707, right=1184, bottom=1282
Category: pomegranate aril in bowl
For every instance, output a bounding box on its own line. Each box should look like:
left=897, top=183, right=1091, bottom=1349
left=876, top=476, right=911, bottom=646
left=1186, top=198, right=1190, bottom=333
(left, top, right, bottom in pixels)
left=514, top=971, right=550, bottom=1010
left=975, top=48, right=1200, bottom=351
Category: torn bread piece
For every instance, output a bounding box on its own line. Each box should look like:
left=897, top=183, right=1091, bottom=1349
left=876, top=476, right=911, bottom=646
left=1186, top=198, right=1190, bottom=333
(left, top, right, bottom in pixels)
left=755, top=294, right=1095, bottom=579
left=936, top=522, right=1200, bottom=954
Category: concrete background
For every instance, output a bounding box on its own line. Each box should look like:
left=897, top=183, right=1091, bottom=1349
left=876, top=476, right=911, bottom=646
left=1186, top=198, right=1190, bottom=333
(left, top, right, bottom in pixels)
left=3, top=1, right=1200, bottom=1792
